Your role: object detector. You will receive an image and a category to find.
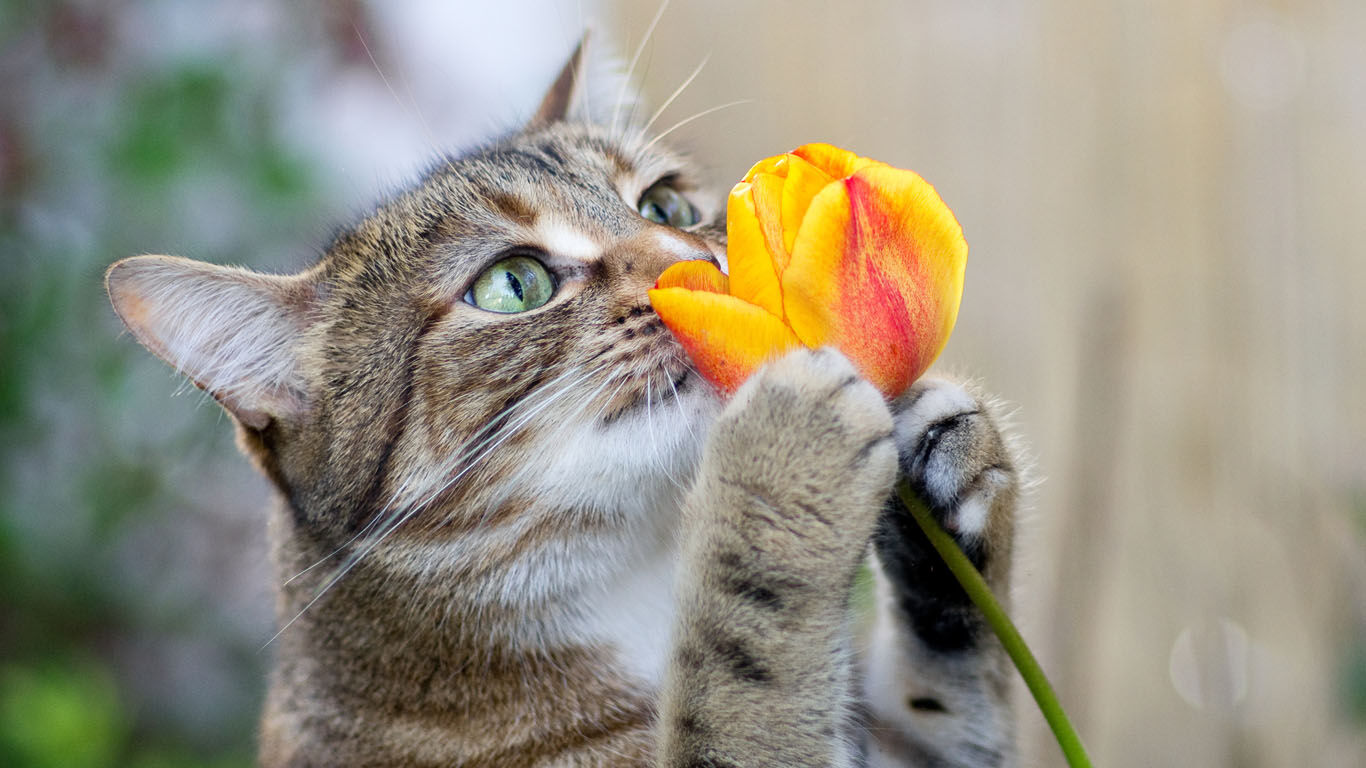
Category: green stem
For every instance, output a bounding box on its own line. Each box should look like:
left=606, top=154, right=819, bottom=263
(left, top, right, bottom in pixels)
left=895, top=480, right=1094, bottom=768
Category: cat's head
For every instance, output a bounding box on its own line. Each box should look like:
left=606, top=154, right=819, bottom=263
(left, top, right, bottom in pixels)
left=107, top=43, right=725, bottom=616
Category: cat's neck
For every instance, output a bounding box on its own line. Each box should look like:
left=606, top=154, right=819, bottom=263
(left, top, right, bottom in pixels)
left=261, top=588, right=658, bottom=765
left=567, top=524, right=679, bottom=684
left=261, top=491, right=679, bottom=759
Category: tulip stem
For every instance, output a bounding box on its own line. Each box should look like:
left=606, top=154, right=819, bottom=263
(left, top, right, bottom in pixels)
left=894, top=479, right=1094, bottom=768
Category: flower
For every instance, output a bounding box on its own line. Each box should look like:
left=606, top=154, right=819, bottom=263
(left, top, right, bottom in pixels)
left=648, top=143, right=967, bottom=397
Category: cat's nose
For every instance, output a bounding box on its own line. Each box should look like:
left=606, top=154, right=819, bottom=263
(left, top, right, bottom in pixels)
left=632, top=227, right=722, bottom=279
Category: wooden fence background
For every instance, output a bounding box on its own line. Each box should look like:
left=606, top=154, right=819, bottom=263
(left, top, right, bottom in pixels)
left=606, top=1, right=1364, bottom=764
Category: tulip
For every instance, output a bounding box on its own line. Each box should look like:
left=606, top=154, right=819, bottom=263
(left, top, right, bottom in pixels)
left=649, top=143, right=967, bottom=397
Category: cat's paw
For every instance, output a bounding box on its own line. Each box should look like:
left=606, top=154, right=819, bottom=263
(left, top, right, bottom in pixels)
left=892, top=377, right=1016, bottom=547
left=875, top=377, right=1019, bottom=651
left=700, top=347, right=897, bottom=583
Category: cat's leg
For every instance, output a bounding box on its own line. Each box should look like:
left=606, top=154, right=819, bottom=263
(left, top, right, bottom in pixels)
left=657, top=348, right=898, bottom=768
left=860, top=377, right=1020, bottom=768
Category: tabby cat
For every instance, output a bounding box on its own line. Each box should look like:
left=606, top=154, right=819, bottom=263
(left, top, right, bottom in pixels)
left=106, top=43, right=1021, bottom=768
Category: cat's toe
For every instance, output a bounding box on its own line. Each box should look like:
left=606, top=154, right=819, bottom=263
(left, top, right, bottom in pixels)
left=891, top=378, right=1016, bottom=541
left=705, top=347, right=897, bottom=568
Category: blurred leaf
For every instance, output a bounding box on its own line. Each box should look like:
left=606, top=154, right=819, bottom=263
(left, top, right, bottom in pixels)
left=1342, top=639, right=1366, bottom=725
left=252, top=145, right=310, bottom=200
left=81, top=456, right=163, bottom=539
left=0, top=265, right=63, bottom=431
left=128, top=752, right=255, bottom=768
left=109, top=66, right=231, bottom=182
left=0, top=658, right=125, bottom=768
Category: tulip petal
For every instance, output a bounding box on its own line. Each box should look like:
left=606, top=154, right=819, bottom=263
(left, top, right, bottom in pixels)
left=648, top=287, right=800, bottom=394
left=726, top=182, right=784, bottom=317
left=791, top=143, right=880, bottom=181
left=782, top=164, right=966, bottom=397
left=740, top=153, right=788, bottom=183
left=779, top=154, right=834, bottom=254
left=655, top=259, right=729, bottom=294
left=749, top=172, right=790, bottom=271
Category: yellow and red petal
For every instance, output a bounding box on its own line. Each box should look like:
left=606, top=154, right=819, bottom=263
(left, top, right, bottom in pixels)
left=726, top=182, right=784, bottom=316
left=748, top=171, right=791, bottom=272
left=778, top=153, right=834, bottom=254
left=791, top=143, right=880, bottom=182
left=648, top=287, right=800, bottom=394
left=654, top=259, right=729, bottom=294
left=740, top=153, right=788, bottom=183
left=780, top=180, right=850, bottom=350
left=782, top=163, right=966, bottom=397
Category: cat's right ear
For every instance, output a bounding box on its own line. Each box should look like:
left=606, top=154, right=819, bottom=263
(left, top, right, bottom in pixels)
left=528, top=34, right=587, bottom=128
left=106, top=255, right=316, bottom=430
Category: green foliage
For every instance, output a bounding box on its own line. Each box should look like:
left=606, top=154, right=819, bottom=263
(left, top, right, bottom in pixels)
left=0, top=4, right=326, bottom=765
left=1342, top=638, right=1366, bottom=725
left=0, top=659, right=124, bottom=768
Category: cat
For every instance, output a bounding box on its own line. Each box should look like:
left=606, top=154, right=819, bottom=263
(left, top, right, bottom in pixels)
left=106, top=42, right=1022, bottom=768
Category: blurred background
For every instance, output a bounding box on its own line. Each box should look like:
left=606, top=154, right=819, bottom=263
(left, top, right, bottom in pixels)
left=1, top=0, right=1362, bottom=765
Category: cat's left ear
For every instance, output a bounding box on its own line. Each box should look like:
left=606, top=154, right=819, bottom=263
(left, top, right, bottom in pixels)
left=528, top=34, right=587, bottom=127
left=106, top=255, right=317, bottom=430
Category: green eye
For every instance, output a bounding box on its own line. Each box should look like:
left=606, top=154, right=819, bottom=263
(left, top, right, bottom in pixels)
left=638, top=182, right=699, bottom=228
left=467, top=254, right=555, bottom=313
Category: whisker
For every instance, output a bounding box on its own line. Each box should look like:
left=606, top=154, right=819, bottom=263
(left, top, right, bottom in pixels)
left=621, top=45, right=657, bottom=134
left=642, top=99, right=753, bottom=152
left=576, top=2, right=592, bottom=120
left=266, top=363, right=609, bottom=647
left=641, top=52, right=711, bottom=135
left=473, top=369, right=619, bottom=524
left=665, top=363, right=699, bottom=448
left=645, top=373, right=688, bottom=493
left=351, top=364, right=605, bottom=562
left=282, top=364, right=594, bottom=586
left=361, top=361, right=612, bottom=546
left=407, top=362, right=610, bottom=512
left=610, top=0, right=670, bottom=138
left=353, top=23, right=438, bottom=156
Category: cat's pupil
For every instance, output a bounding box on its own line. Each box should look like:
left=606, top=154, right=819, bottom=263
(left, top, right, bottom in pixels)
left=506, top=272, right=524, bottom=301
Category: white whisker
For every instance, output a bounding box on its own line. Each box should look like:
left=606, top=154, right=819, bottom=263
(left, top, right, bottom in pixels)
left=474, top=369, right=619, bottom=522
left=284, top=467, right=423, bottom=587
left=409, top=362, right=610, bottom=512
left=353, top=24, right=438, bottom=156
left=591, top=376, right=630, bottom=425
left=610, top=0, right=670, bottom=138
left=642, top=99, right=753, bottom=152
left=645, top=373, right=687, bottom=493
left=665, top=365, right=698, bottom=448
left=265, top=362, right=610, bottom=648
left=641, top=52, right=711, bottom=135
left=282, top=363, right=595, bottom=587
left=349, top=364, right=605, bottom=565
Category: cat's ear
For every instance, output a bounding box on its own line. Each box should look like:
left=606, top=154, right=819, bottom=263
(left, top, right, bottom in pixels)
left=106, top=255, right=316, bottom=430
left=528, top=34, right=587, bottom=128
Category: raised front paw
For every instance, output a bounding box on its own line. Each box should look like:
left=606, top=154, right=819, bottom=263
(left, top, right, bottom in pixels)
left=698, top=347, right=898, bottom=586
left=893, top=378, right=1017, bottom=549
left=876, top=377, right=1019, bottom=651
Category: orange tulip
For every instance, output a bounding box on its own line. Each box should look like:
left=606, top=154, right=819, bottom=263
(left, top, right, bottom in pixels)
left=649, top=143, right=967, bottom=397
